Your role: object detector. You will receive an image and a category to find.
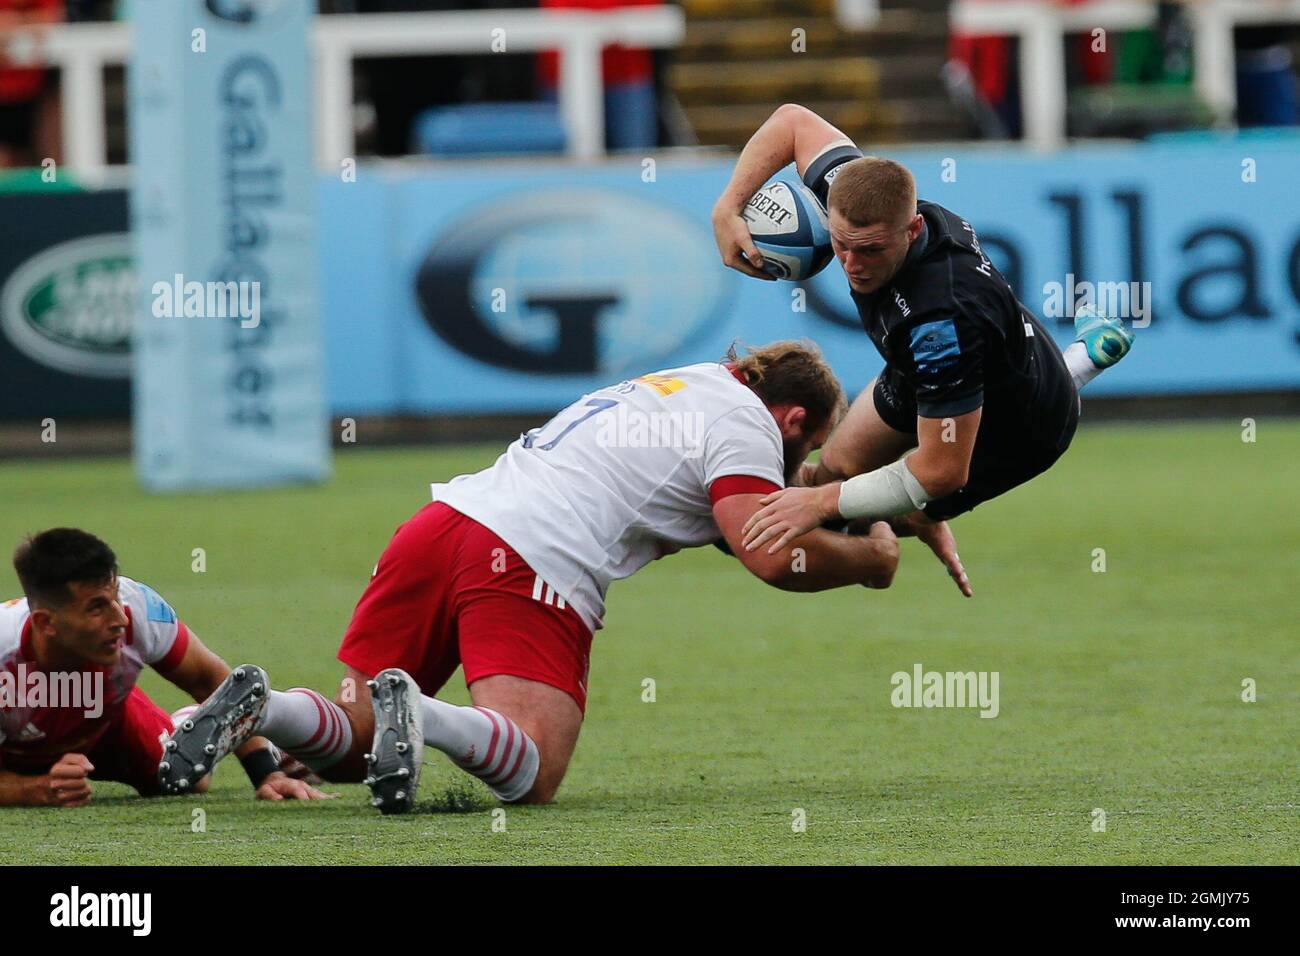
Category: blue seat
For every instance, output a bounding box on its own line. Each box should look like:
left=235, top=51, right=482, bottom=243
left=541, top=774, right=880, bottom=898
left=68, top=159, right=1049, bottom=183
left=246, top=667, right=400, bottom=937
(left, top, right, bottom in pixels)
left=1236, top=50, right=1299, bottom=127
left=412, top=103, right=568, bottom=156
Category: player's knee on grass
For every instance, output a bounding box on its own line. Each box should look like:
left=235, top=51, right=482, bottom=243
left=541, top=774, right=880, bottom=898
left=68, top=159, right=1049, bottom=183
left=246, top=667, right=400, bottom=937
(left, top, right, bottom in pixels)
left=469, top=674, right=582, bottom=805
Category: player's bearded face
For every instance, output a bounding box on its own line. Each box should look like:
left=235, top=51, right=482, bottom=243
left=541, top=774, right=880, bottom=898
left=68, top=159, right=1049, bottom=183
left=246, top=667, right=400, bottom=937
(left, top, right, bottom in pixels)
left=829, top=209, right=916, bottom=295
left=781, top=417, right=833, bottom=484
left=50, top=577, right=129, bottom=666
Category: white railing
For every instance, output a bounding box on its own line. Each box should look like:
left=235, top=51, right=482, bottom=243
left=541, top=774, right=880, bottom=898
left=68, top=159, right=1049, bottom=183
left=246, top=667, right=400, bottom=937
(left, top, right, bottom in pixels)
left=835, top=0, right=881, bottom=30
left=0, top=7, right=685, bottom=173
left=950, top=0, right=1300, bottom=149
left=315, top=10, right=683, bottom=164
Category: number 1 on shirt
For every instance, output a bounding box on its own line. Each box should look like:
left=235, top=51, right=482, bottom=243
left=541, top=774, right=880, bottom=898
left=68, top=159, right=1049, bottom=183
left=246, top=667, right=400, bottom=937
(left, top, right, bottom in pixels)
left=522, top=398, right=618, bottom=451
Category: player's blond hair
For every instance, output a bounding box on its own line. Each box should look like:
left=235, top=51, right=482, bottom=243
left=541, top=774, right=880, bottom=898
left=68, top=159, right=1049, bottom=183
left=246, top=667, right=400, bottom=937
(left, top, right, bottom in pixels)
left=827, top=156, right=916, bottom=228
left=726, top=340, right=846, bottom=432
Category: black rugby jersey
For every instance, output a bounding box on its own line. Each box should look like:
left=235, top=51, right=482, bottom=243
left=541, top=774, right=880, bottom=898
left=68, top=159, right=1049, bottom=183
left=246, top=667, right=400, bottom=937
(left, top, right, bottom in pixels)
left=803, top=145, right=1077, bottom=449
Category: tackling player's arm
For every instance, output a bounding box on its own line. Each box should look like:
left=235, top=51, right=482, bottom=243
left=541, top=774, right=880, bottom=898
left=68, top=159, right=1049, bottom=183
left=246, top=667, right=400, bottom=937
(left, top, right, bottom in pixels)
left=740, top=310, right=986, bottom=595
left=713, top=103, right=855, bottom=278
left=162, top=631, right=327, bottom=800
left=714, top=493, right=898, bottom=591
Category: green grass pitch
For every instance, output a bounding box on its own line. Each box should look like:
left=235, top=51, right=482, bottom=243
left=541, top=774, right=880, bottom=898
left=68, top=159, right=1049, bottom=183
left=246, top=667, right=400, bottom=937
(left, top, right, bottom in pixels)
left=0, top=420, right=1296, bottom=865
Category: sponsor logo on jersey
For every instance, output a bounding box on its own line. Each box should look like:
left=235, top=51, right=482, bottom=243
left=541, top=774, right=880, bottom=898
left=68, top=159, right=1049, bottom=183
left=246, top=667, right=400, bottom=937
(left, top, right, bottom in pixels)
left=135, top=582, right=177, bottom=624
left=910, top=319, right=961, bottom=379
left=892, top=288, right=912, bottom=318
left=632, top=373, right=686, bottom=396
left=959, top=219, right=995, bottom=278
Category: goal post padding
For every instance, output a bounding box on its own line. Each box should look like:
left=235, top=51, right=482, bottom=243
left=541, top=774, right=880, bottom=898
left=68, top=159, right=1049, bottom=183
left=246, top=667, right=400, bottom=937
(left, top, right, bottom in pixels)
left=129, top=0, right=329, bottom=490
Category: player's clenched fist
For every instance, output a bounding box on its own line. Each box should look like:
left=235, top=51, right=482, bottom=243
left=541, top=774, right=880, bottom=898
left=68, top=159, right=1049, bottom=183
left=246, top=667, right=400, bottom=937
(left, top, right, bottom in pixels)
left=41, top=753, right=94, bottom=807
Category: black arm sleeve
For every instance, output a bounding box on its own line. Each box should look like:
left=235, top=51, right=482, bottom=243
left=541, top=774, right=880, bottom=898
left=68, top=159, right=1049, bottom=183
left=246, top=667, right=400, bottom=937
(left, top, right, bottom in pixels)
left=802, top=143, right=865, bottom=207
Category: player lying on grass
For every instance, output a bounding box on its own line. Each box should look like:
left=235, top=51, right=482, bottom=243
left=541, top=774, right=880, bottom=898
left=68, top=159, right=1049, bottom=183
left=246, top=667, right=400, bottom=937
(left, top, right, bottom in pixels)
left=0, top=528, right=328, bottom=807
left=712, top=105, right=1134, bottom=577
left=159, top=341, right=920, bottom=811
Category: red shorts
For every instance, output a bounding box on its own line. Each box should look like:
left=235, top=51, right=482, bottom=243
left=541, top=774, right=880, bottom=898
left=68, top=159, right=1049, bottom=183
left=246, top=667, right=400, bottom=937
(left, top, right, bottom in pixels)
left=337, top=502, right=594, bottom=712
left=85, top=687, right=174, bottom=796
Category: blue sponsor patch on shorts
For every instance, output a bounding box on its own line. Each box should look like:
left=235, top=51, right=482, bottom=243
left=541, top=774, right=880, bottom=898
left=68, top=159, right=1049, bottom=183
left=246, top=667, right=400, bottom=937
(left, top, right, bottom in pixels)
left=910, top=319, right=961, bottom=376
left=136, top=581, right=176, bottom=624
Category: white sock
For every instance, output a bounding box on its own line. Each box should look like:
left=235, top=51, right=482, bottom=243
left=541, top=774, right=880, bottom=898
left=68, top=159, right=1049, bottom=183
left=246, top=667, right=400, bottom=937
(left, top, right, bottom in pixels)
left=1064, top=340, right=1103, bottom=390
left=186, top=702, right=287, bottom=764
left=260, top=688, right=354, bottom=771
left=420, top=695, right=539, bottom=803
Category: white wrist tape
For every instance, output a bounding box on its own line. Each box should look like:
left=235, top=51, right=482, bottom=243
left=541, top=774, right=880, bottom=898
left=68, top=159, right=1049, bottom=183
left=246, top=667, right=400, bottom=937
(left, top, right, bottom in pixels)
left=837, top=459, right=930, bottom=520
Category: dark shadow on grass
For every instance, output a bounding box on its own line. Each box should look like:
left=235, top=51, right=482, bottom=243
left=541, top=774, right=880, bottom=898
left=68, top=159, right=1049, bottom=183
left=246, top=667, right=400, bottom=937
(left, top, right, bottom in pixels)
left=408, top=780, right=495, bottom=815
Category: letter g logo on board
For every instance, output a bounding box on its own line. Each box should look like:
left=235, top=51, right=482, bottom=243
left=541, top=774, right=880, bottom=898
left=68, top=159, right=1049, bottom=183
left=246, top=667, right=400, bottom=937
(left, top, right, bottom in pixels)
left=414, top=189, right=731, bottom=376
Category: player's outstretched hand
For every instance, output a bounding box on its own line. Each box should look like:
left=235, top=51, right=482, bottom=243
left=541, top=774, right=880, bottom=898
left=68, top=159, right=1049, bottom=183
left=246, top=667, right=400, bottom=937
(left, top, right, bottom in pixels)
left=255, top=771, right=335, bottom=801
left=743, top=484, right=840, bottom=554
left=44, top=753, right=94, bottom=807
left=711, top=208, right=775, bottom=281
left=910, top=516, right=972, bottom=598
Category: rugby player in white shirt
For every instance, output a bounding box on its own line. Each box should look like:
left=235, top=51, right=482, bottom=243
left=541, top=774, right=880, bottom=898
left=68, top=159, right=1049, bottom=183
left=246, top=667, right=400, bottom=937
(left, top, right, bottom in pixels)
left=161, top=342, right=953, bottom=812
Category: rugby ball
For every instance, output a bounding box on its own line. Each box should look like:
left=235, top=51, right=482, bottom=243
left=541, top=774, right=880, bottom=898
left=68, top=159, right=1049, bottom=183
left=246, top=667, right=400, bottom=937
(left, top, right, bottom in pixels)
left=742, top=179, right=833, bottom=281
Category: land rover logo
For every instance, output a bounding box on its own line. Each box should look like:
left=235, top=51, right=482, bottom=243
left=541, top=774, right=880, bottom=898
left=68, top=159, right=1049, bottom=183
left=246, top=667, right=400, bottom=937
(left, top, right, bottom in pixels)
left=0, top=234, right=135, bottom=378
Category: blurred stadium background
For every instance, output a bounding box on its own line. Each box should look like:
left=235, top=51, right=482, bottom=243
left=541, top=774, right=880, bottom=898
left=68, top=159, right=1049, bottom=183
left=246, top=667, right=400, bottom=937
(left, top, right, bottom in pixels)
left=0, top=1, right=1297, bottom=865
left=0, top=0, right=1298, bottom=460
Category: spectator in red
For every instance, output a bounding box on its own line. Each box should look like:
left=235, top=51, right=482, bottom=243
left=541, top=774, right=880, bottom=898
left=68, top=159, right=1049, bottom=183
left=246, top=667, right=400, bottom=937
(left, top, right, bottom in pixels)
left=946, top=0, right=1019, bottom=139
left=0, top=0, right=63, bottom=168
left=1065, top=0, right=1113, bottom=87
left=948, top=0, right=1114, bottom=139
left=536, top=0, right=659, bottom=151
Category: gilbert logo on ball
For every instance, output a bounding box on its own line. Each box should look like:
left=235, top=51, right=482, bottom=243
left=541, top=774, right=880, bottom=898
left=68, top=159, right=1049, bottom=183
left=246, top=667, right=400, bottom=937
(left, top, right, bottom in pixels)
left=742, top=179, right=833, bottom=281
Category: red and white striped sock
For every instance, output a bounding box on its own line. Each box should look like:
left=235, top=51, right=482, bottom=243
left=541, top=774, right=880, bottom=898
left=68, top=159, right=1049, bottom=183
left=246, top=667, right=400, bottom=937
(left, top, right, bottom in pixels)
left=420, top=696, right=539, bottom=803
left=259, top=688, right=354, bottom=772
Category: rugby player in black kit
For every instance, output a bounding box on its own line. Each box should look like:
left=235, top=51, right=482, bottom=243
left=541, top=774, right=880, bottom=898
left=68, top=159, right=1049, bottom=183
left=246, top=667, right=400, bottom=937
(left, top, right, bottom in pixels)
left=712, top=105, right=1133, bottom=595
